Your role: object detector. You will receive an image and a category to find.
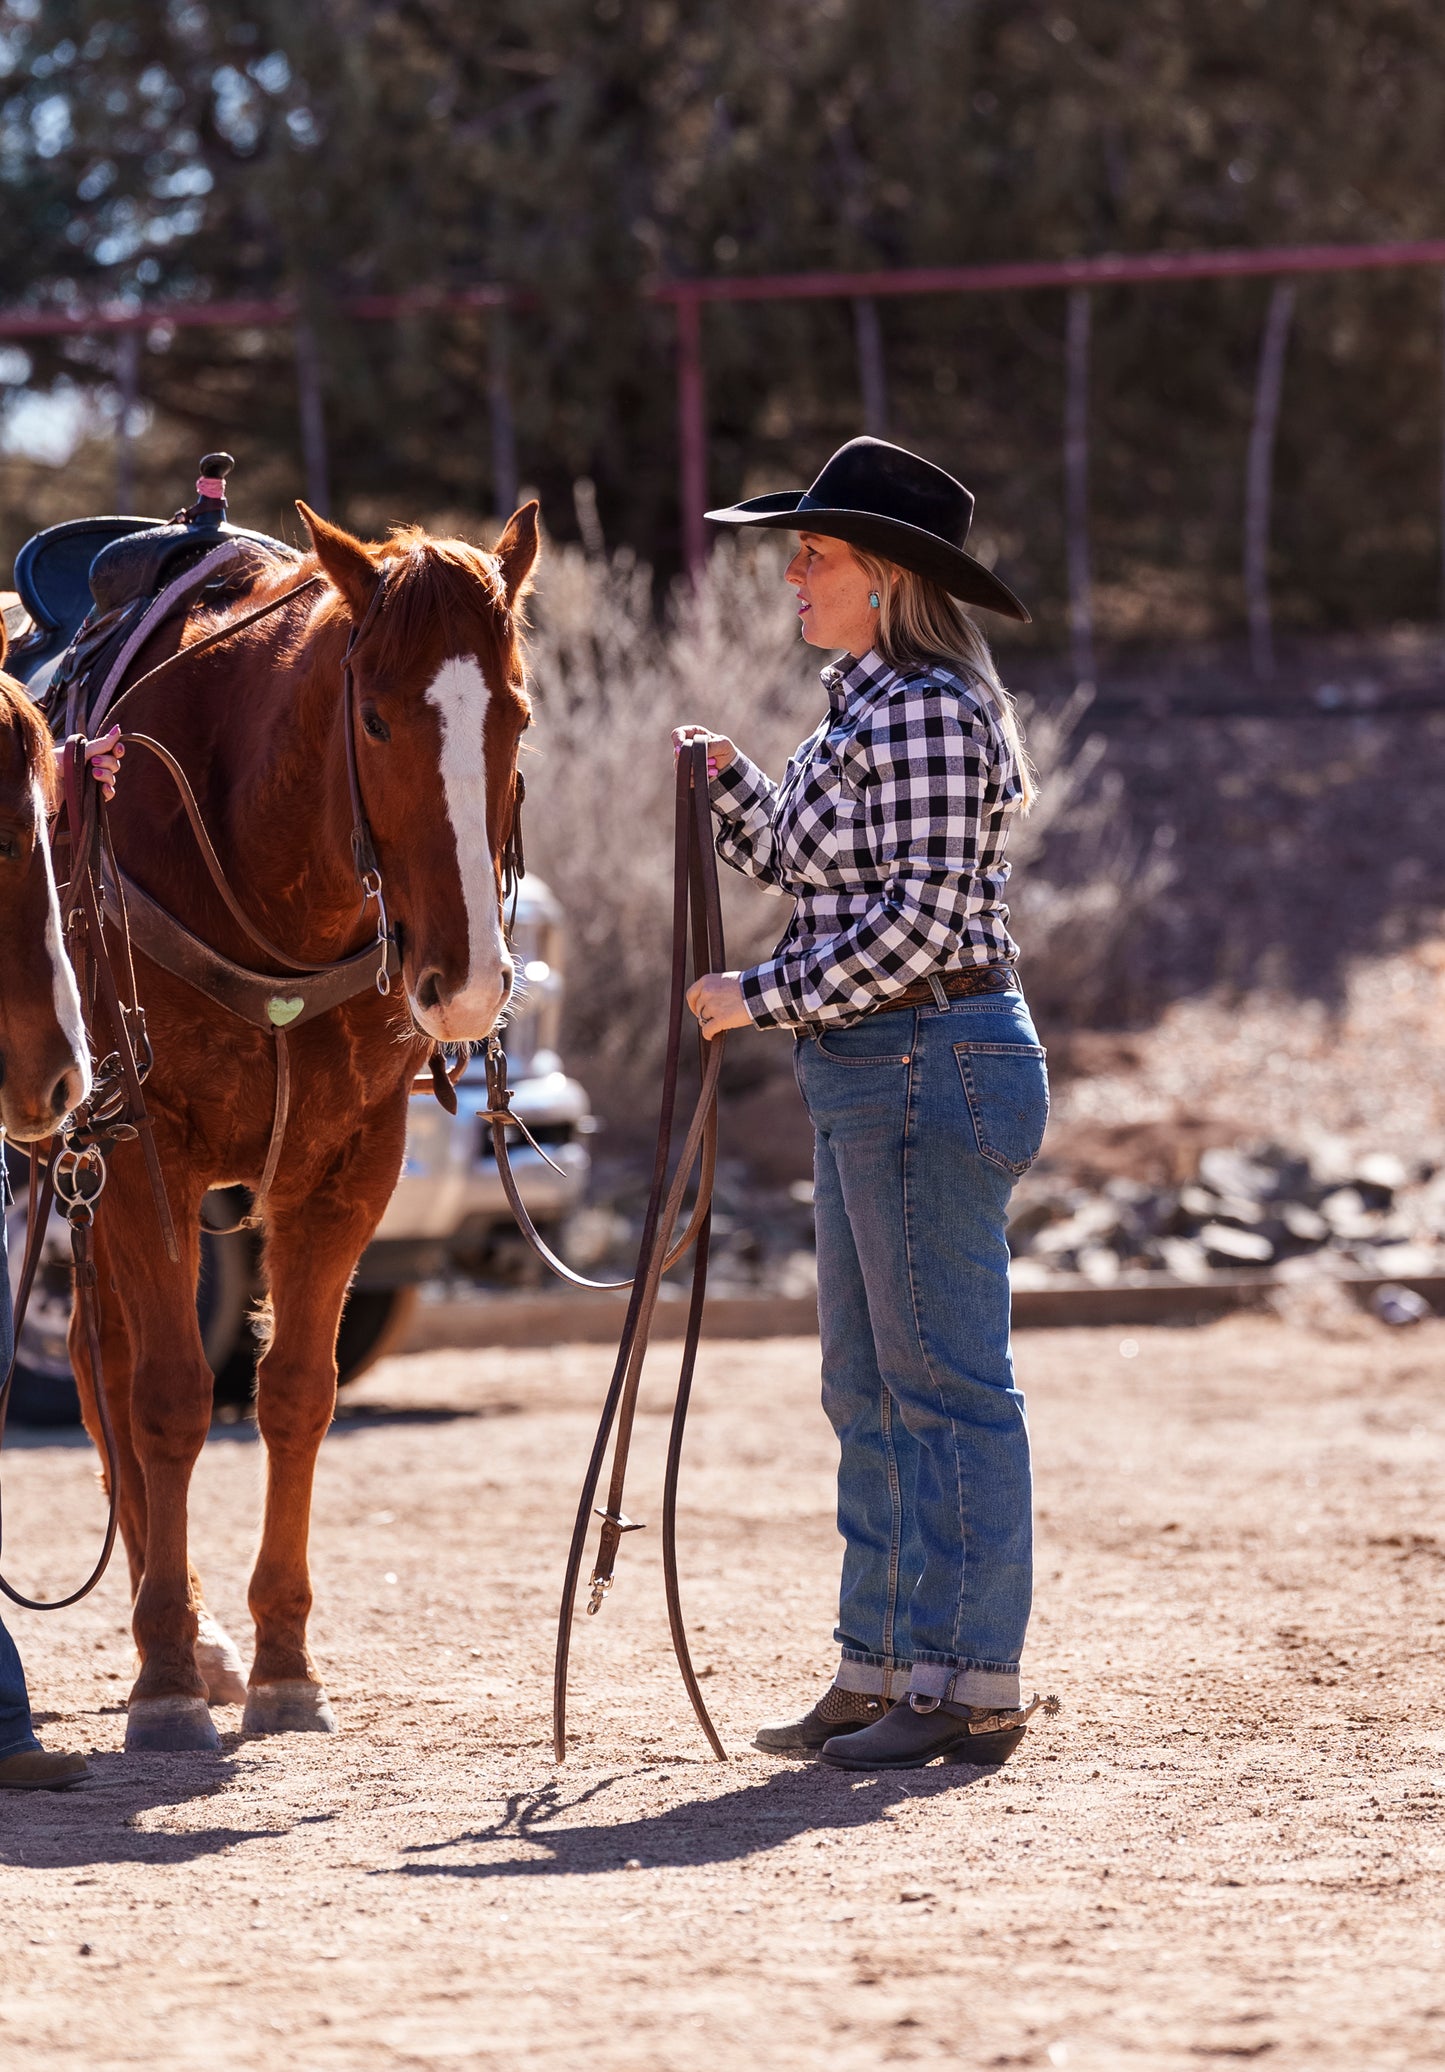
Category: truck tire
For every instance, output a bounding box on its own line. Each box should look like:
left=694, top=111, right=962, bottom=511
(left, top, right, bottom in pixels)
left=335, top=1286, right=418, bottom=1386
left=3, top=1167, right=254, bottom=1427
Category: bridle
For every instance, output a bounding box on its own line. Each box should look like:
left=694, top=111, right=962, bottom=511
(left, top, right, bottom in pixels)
left=339, top=571, right=397, bottom=998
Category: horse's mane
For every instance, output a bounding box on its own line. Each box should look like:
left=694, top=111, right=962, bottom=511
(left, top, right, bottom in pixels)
left=234, top=526, right=523, bottom=694
left=371, top=527, right=516, bottom=679
left=0, top=648, right=58, bottom=809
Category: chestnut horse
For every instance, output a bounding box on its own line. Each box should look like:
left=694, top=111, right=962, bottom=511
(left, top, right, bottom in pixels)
left=70, top=502, right=537, bottom=1751
left=0, top=632, right=91, bottom=1141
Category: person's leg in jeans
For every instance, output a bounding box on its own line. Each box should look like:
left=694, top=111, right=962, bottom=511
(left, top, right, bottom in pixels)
left=798, top=996, right=1046, bottom=1717
left=0, top=1621, right=41, bottom=1762
left=894, top=997, right=1043, bottom=1710
left=812, top=1102, right=921, bottom=1705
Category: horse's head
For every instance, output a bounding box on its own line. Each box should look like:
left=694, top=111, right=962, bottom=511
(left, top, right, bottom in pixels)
left=0, top=637, right=91, bottom=1141
left=300, top=502, right=539, bottom=1043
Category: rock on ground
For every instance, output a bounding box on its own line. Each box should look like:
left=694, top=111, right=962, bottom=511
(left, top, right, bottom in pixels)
left=1, top=1321, right=1443, bottom=2071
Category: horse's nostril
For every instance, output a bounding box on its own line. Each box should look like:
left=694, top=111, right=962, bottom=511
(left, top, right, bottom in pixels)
left=51, top=1071, right=78, bottom=1119
left=417, top=968, right=444, bottom=1013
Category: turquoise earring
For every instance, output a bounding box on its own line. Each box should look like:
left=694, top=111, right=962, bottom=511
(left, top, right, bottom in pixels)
left=868, top=590, right=880, bottom=609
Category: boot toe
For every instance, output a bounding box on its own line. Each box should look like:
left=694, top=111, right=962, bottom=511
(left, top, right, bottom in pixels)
left=0, top=1748, right=90, bottom=1790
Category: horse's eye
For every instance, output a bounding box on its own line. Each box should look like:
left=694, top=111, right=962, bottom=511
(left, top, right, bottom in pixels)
left=0, top=833, right=18, bottom=862
left=362, top=707, right=391, bottom=742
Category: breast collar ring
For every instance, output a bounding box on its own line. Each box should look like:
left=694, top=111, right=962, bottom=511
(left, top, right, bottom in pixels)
left=52, top=1139, right=108, bottom=1229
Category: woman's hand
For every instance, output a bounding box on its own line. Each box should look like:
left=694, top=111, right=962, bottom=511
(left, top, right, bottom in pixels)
left=85, top=724, right=123, bottom=802
left=687, top=970, right=751, bottom=1040
left=672, top=724, right=736, bottom=779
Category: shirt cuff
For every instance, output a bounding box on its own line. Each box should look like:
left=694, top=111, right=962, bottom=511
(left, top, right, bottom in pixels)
left=709, top=752, right=773, bottom=819
left=738, top=960, right=800, bottom=1030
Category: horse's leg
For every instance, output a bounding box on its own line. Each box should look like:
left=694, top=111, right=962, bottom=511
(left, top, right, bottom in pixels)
left=75, top=1186, right=249, bottom=1710
left=243, top=1155, right=394, bottom=1735
left=68, top=1213, right=147, bottom=1599
left=103, top=1166, right=220, bottom=1752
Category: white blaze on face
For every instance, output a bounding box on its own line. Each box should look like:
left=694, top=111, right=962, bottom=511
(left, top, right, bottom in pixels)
left=33, top=777, right=91, bottom=1100
left=415, top=655, right=511, bottom=1038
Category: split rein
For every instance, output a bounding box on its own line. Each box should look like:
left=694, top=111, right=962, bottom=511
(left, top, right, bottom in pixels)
left=497, top=741, right=733, bottom=1764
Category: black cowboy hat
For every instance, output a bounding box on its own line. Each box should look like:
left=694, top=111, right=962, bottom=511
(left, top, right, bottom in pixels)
left=705, top=435, right=1029, bottom=623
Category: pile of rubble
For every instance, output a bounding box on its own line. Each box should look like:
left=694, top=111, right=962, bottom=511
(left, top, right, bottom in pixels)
left=1007, top=1143, right=1445, bottom=1288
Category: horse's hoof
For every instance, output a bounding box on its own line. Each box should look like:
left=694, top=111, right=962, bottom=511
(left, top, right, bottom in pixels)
left=242, top=1681, right=337, bottom=1735
left=195, top=1614, right=248, bottom=1708
left=125, top=1695, right=222, bottom=1753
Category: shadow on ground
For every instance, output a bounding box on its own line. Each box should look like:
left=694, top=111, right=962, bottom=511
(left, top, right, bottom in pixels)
left=0, top=1750, right=322, bottom=1870
left=387, top=1762, right=995, bottom=1880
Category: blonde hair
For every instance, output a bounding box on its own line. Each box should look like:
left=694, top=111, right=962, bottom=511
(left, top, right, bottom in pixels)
left=851, top=548, right=1036, bottom=812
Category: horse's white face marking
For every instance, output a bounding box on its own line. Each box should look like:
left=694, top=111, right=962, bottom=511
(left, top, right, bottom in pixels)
left=413, top=655, right=512, bottom=1039
left=34, top=777, right=91, bottom=1101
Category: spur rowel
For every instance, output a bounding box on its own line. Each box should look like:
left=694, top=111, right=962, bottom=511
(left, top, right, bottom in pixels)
left=125, top=1694, right=222, bottom=1753
left=242, top=1680, right=338, bottom=1735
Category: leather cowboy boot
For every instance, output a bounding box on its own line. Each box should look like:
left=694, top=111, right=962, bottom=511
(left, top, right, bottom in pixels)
left=819, top=1692, right=1058, bottom=1770
left=755, top=1683, right=894, bottom=1753
left=0, top=1748, right=89, bottom=1790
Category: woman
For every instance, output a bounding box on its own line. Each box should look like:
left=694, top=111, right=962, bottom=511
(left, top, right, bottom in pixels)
left=676, top=437, right=1050, bottom=1771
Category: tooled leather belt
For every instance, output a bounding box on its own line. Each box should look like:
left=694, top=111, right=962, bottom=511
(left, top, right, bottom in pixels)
left=861, top=964, right=1019, bottom=1015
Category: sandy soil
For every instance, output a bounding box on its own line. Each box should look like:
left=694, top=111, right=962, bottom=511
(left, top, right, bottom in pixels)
left=2, top=1316, right=1444, bottom=2071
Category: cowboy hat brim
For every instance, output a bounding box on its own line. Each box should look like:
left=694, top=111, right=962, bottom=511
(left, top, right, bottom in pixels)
left=704, top=492, right=1030, bottom=624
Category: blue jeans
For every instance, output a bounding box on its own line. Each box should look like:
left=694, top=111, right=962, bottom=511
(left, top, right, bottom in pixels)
left=0, top=1189, right=41, bottom=1760
left=794, top=988, right=1048, bottom=1712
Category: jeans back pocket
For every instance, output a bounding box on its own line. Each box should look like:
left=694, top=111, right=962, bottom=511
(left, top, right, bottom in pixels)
left=953, top=1041, right=1049, bottom=1176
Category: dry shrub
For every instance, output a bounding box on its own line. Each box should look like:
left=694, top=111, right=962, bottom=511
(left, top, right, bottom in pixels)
left=523, top=538, right=1166, bottom=1120
left=1006, top=690, right=1174, bottom=1029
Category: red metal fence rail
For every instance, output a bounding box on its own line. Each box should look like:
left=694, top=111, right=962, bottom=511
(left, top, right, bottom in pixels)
left=5, top=238, right=1445, bottom=672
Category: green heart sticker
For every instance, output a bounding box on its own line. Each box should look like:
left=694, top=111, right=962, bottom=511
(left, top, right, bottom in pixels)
left=267, top=995, right=305, bottom=1027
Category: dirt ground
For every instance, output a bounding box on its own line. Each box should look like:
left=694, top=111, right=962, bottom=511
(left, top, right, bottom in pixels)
left=2, top=1315, right=1444, bottom=2071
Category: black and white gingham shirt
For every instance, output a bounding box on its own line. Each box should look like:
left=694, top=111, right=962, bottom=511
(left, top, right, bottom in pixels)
left=711, top=648, right=1024, bottom=1030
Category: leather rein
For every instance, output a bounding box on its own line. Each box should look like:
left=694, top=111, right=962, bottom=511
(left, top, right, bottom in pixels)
left=503, top=741, right=730, bottom=1763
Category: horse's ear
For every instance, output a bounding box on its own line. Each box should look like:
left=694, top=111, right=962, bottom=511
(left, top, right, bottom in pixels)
left=494, top=500, right=540, bottom=607
left=297, top=502, right=380, bottom=619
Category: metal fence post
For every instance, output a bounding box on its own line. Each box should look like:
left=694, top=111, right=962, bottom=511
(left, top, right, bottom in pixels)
left=488, top=304, right=519, bottom=520
left=293, top=315, right=332, bottom=517
left=114, top=327, right=140, bottom=511
left=676, top=295, right=707, bottom=580
left=1244, top=280, right=1295, bottom=681
left=1439, top=271, right=1445, bottom=642
left=1064, top=286, right=1095, bottom=689
left=852, top=296, right=888, bottom=436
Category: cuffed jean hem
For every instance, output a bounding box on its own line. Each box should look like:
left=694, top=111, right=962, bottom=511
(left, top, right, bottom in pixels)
left=836, top=1653, right=914, bottom=1703
left=911, top=1658, right=1022, bottom=1711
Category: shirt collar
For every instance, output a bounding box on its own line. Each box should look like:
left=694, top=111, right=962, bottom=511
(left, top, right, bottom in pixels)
left=819, top=647, right=895, bottom=711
